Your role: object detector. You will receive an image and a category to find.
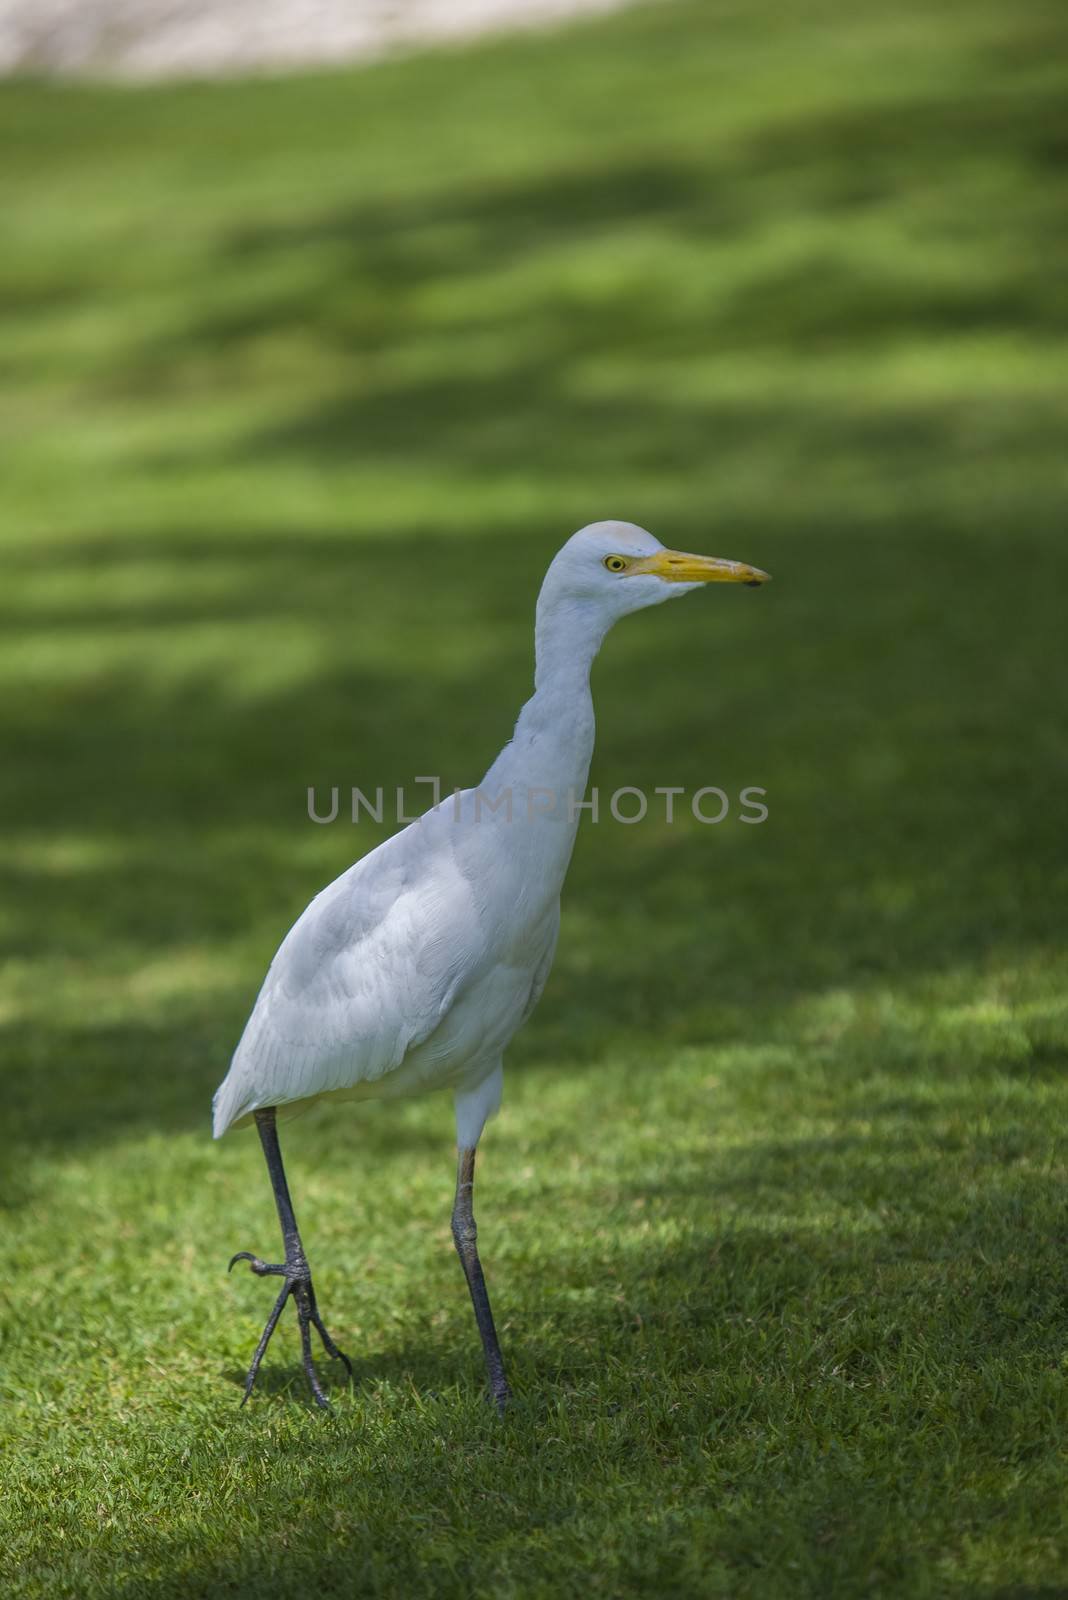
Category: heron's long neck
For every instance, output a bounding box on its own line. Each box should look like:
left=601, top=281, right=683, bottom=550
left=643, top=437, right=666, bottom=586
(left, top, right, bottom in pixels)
left=482, top=597, right=606, bottom=804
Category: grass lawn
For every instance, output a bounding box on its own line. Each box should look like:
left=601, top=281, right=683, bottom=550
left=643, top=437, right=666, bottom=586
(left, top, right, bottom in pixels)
left=3, top=0, right=1068, bottom=1593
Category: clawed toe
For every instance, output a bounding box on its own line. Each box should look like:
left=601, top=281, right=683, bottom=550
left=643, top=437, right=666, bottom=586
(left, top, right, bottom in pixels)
left=228, top=1251, right=351, bottom=1409
left=228, top=1250, right=285, bottom=1277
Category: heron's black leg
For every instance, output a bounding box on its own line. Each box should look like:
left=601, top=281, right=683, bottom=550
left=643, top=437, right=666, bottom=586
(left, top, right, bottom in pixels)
left=228, top=1107, right=352, bottom=1410
left=452, top=1147, right=511, bottom=1413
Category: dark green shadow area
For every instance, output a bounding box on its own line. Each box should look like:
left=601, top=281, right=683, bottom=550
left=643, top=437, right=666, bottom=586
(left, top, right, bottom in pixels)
left=1, top=511, right=1063, bottom=1163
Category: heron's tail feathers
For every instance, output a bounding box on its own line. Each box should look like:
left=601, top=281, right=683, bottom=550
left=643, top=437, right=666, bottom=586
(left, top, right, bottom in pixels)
left=211, top=1070, right=249, bottom=1139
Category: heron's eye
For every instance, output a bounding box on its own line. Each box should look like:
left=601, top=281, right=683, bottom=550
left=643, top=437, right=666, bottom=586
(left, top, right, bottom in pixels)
left=603, top=555, right=628, bottom=573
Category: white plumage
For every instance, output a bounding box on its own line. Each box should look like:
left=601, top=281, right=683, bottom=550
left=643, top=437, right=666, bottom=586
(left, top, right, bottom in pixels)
left=214, top=520, right=769, bottom=1410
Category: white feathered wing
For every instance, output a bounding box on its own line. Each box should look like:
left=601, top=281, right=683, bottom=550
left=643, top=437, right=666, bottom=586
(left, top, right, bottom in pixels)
left=212, top=797, right=559, bottom=1136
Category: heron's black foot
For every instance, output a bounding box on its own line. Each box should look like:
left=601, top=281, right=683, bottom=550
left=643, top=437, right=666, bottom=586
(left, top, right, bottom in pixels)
left=228, top=1250, right=352, bottom=1411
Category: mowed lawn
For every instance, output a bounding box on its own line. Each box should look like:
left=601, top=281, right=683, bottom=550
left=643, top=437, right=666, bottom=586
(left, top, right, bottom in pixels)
left=3, top=0, right=1068, bottom=1594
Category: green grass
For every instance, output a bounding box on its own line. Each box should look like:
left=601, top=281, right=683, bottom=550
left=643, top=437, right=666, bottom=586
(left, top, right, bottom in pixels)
left=3, top=0, right=1068, bottom=1593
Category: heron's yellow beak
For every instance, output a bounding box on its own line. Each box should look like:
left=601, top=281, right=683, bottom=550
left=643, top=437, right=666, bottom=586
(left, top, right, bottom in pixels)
left=628, top=549, right=771, bottom=587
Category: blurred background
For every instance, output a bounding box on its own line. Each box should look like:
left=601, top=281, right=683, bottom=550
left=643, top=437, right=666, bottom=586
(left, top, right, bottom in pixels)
left=3, top=0, right=1068, bottom=1593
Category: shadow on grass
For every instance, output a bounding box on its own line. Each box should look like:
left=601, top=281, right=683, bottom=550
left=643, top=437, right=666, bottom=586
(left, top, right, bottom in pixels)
left=126, top=77, right=1068, bottom=397
left=2, top=507, right=1065, bottom=1163
left=219, top=1355, right=356, bottom=1409
left=3, top=15, right=1066, bottom=1168
left=219, top=1332, right=506, bottom=1412
left=80, top=1160, right=1068, bottom=1596
left=206, top=1106, right=1068, bottom=1411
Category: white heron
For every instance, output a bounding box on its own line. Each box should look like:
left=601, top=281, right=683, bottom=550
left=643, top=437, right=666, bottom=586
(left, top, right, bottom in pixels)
left=215, top=520, right=769, bottom=1410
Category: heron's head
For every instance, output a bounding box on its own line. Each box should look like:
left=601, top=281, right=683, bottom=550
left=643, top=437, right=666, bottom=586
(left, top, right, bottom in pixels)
left=540, top=520, right=770, bottom=632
